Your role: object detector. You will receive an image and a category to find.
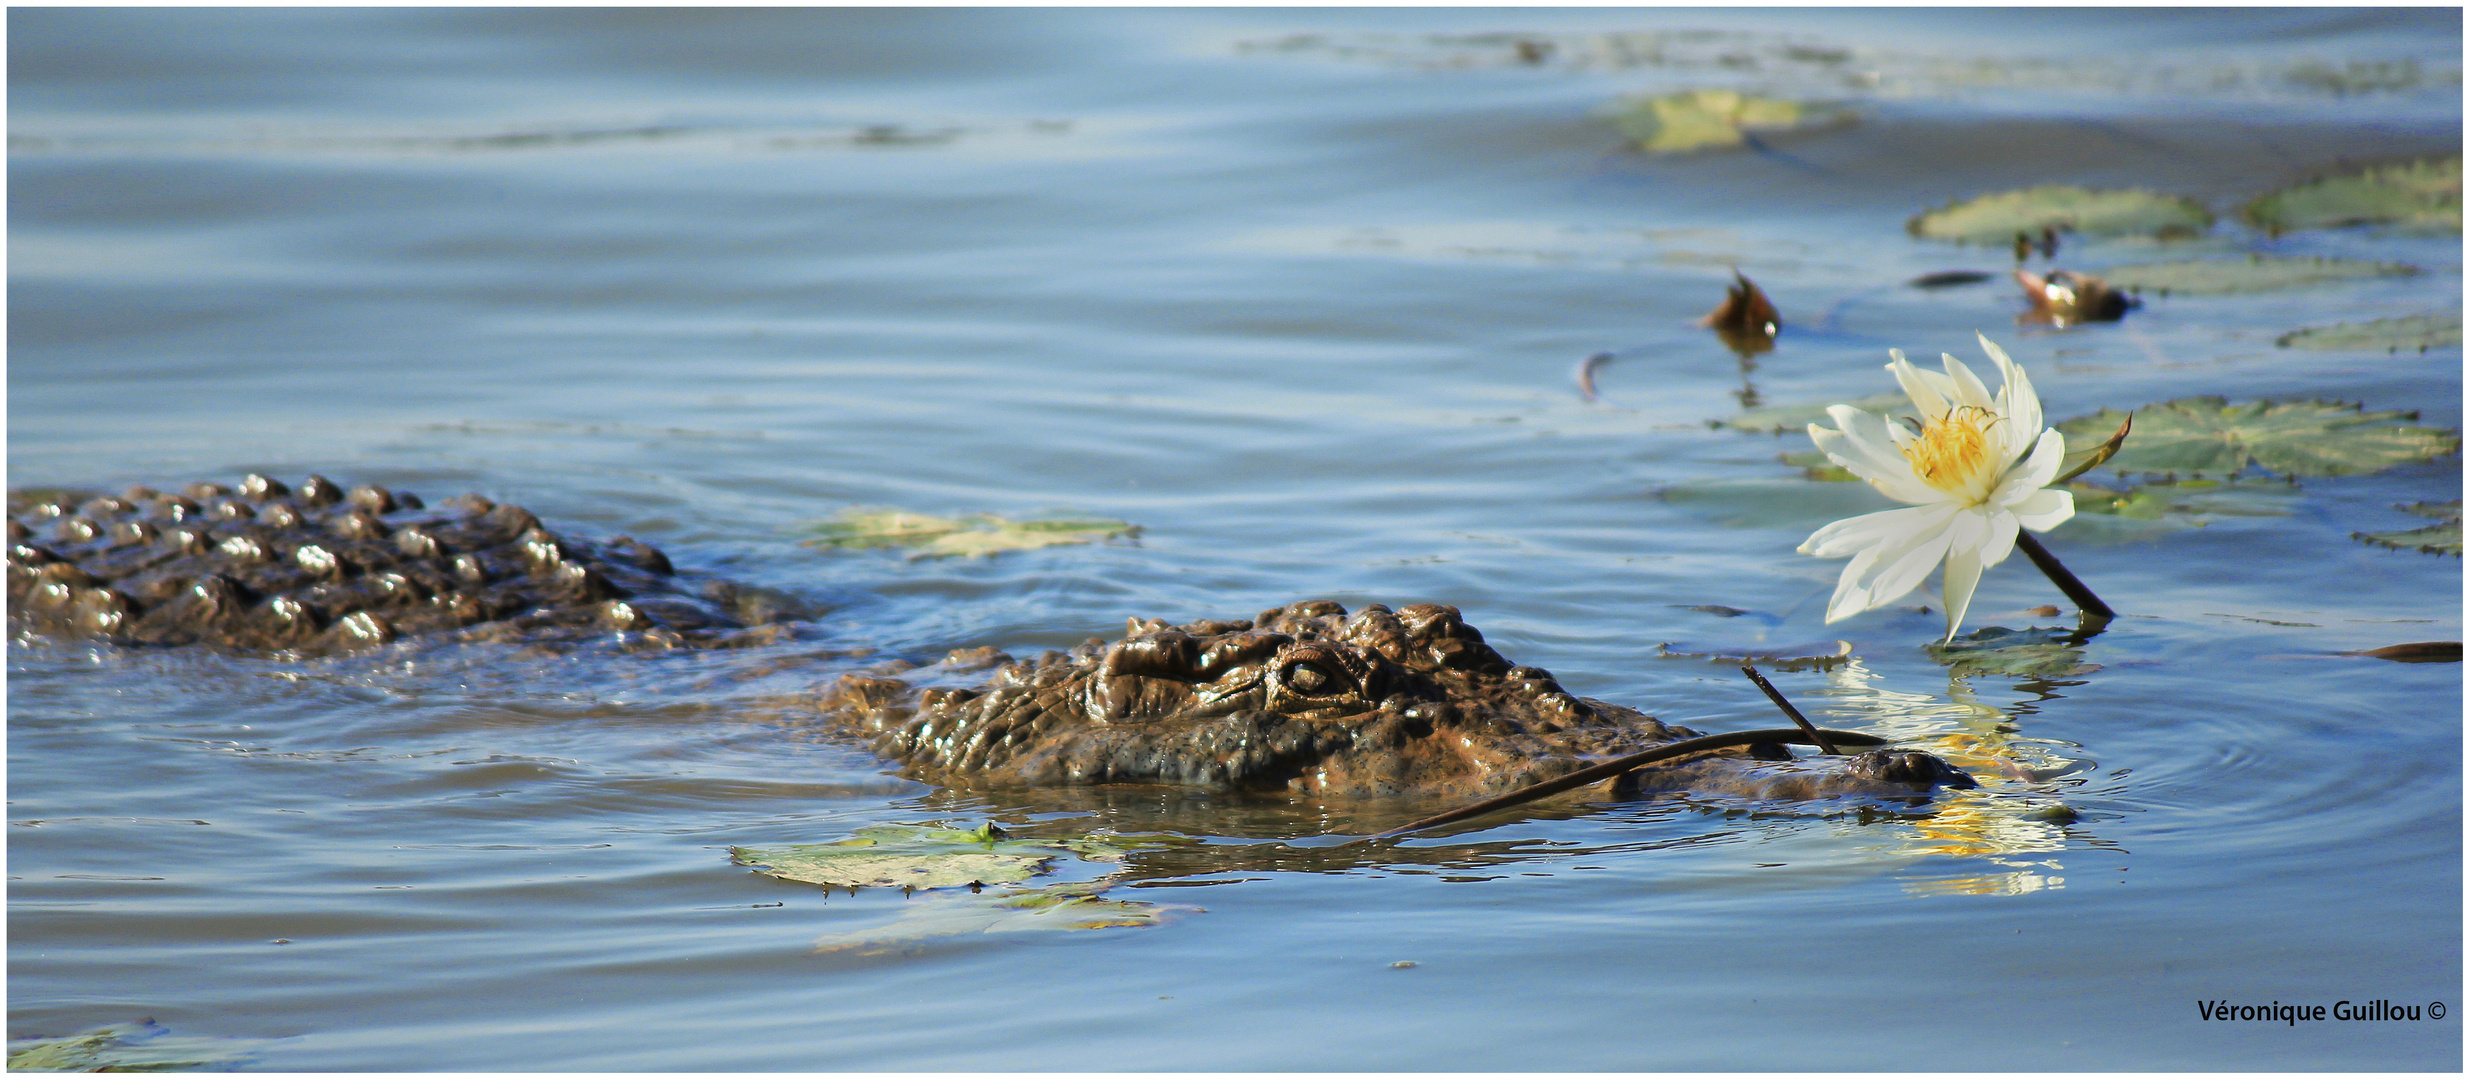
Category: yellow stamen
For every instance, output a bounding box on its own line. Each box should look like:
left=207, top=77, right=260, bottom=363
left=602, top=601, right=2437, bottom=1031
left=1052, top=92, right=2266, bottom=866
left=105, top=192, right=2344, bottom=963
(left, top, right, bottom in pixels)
left=1902, top=406, right=1997, bottom=496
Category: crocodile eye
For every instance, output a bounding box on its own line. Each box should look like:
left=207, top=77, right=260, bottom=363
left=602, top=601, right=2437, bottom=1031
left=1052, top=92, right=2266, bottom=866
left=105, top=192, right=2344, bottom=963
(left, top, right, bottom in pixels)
left=1281, top=659, right=1347, bottom=697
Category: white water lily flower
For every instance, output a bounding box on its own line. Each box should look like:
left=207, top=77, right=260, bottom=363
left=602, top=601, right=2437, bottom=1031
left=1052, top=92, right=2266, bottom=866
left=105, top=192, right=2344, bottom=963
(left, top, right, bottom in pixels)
left=1797, top=333, right=2076, bottom=641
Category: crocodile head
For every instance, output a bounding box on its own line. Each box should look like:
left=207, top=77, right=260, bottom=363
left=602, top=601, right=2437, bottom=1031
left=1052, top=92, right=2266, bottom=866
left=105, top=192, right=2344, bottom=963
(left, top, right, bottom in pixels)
left=827, top=599, right=1969, bottom=798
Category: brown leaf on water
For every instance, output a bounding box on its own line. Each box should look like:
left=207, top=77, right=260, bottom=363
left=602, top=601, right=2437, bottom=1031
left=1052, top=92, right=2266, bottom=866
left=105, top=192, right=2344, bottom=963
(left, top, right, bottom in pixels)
left=2015, top=269, right=2136, bottom=327
left=1703, top=271, right=1780, bottom=356
left=2344, top=641, right=2462, bottom=663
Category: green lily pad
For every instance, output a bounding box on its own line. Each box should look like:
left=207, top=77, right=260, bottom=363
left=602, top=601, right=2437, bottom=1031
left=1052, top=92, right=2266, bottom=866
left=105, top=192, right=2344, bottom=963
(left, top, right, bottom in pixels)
left=1906, top=185, right=2212, bottom=244
left=1718, top=391, right=1913, bottom=435
left=2062, top=481, right=2180, bottom=520
left=732, top=823, right=1176, bottom=891
left=2243, top=156, right=2462, bottom=235
left=2099, top=255, right=2420, bottom=296
left=811, top=882, right=1184, bottom=955
left=2064, top=477, right=2296, bottom=522
left=2354, top=500, right=2463, bottom=556
left=802, top=508, right=1138, bottom=558
left=1925, top=626, right=2097, bottom=680
left=2053, top=398, right=2460, bottom=479
left=2276, top=313, right=2462, bottom=353
left=1609, top=89, right=1840, bottom=154
left=8, top=1022, right=261, bottom=1072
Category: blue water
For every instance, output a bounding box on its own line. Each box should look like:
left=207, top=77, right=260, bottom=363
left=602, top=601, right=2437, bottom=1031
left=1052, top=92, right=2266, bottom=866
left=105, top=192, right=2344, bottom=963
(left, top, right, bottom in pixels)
left=9, top=8, right=2461, bottom=1070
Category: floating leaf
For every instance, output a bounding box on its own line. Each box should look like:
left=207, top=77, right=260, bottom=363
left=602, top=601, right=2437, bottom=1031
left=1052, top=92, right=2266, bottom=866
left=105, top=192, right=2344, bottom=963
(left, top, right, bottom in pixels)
left=732, top=823, right=1179, bottom=891
left=2243, top=156, right=2462, bottom=235
left=802, top=508, right=1138, bottom=558
left=1907, top=185, right=2212, bottom=244
left=2063, top=481, right=2180, bottom=520
left=1925, top=626, right=2097, bottom=680
left=811, top=882, right=1185, bottom=955
left=1609, top=89, right=1839, bottom=153
left=2056, top=478, right=2298, bottom=540
left=2100, top=255, right=2420, bottom=296
left=2353, top=499, right=2462, bottom=556
left=8, top=1021, right=261, bottom=1072
left=2277, top=313, right=2462, bottom=353
left=2282, top=59, right=2451, bottom=95
left=2053, top=414, right=2134, bottom=484
left=1717, top=391, right=1913, bottom=435
left=2054, top=398, right=2460, bottom=478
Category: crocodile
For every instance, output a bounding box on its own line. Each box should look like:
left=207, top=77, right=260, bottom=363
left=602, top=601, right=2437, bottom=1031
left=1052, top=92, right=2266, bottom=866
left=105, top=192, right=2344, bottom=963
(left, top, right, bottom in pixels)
left=822, top=598, right=1971, bottom=799
left=8, top=474, right=1972, bottom=802
left=5, top=474, right=798, bottom=653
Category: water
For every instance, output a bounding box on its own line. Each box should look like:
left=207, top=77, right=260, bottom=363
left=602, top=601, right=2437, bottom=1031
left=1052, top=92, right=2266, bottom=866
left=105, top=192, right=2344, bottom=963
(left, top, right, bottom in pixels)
left=8, top=8, right=2461, bottom=1070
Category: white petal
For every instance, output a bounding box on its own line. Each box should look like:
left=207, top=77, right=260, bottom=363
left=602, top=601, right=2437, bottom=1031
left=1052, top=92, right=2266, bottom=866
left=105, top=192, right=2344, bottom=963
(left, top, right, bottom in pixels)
left=2011, top=486, right=2076, bottom=532
left=1799, top=504, right=1940, bottom=558
left=1939, top=354, right=1998, bottom=414
left=1849, top=507, right=1961, bottom=615
left=1989, top=429, right=2068, bottom=508
left=2006, top=429, right=2070, bottom=496
left=1812, top=410, right=1940, bottom=505
left=1981, top=333, right=2043, bottom=442
left=1975, top=507, right=2020, bottom=568
left=1975, top=331, right=2014, bottom=372
left=1811, top=505, right=1960, bottom=622
left=1935, top=508, right=2003, bottom=640
left=1887, top=352, right=1951, bottom=421
left=1940, top=535, right=1984, bottom=642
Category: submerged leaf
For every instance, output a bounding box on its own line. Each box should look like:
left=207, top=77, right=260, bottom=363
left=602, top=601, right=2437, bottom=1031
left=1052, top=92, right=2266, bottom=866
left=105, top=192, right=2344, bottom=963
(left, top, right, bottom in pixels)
left=2243, top=155, right=2462, bottom=235
left=1907, top=185, right=2212, bottom=244
left=811, top=882, right=1185, bottom=955
left=2054, top=398, right=2460, bottom=478
left=2276, top=313, right=2462, bottom=353
left=802, top=508, right=1138, bottom=558
left=1610, top=89, right=1838, bottom=153
left=2100, top=255, right=2420, bottom=296
left=1925, top=626, right=2097, bottom=680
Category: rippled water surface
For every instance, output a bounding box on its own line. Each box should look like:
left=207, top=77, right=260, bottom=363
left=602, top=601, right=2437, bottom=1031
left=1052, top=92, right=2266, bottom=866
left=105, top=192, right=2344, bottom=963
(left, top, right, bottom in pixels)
left=9, top=8, right=2463, bottom=1071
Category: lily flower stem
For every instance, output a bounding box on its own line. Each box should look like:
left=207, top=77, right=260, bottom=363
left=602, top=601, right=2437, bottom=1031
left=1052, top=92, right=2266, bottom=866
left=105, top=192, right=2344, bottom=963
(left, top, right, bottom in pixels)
left=1740, top=666, right=1840, bottom=756
left=2013, top=530, right=2115, bottom=619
